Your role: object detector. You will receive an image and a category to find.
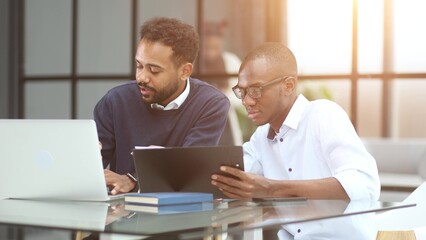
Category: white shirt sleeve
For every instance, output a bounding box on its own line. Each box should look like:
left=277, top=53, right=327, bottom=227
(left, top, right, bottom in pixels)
left=316, top=100, right=381, bottom=201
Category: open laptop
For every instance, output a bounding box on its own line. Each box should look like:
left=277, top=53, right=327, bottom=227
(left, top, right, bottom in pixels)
left=0, top=119, right=122, bottom=201
left=132, top=146, right=244, bottom=199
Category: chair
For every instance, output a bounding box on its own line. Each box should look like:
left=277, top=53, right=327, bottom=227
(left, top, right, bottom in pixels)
left=376, top=181, right=426, bottom=240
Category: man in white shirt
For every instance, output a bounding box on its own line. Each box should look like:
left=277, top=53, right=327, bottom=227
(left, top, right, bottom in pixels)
left=211, top=43, right=380, bottom=201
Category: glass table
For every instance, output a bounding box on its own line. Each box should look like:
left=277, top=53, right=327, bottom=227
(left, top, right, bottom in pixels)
left=0, top=198, right=416, bottom=240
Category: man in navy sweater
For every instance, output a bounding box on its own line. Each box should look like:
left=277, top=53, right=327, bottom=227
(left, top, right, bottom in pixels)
left=94, top=17, right=230, bottom=195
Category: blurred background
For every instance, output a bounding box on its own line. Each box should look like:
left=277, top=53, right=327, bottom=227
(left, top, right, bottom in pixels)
left=1, top=0, right=426, bottom=140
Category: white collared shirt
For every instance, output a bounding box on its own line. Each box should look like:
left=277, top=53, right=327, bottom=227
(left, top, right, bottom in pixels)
left=243, top=94, right=380, bottom=201
left=151, top=78, right=190, bottom=110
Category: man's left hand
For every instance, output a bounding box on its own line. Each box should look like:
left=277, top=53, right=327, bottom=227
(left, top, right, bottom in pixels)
left=211, top=166, right=273, bottom=199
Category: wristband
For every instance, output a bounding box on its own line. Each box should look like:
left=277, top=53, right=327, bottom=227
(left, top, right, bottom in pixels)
left=126, top=173, right=138, bottom=183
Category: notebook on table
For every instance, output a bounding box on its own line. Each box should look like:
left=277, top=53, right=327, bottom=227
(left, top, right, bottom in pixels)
left=124, top=192, right=214, bottom=214
left=132, top=146, right=244, bottom=199
left=124, top=201, right=214, bottom=214
left=0, top=119, right=123, bottom=201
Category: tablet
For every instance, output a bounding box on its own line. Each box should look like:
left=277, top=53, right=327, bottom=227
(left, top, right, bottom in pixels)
left=132, top=146, right=244, bottom=199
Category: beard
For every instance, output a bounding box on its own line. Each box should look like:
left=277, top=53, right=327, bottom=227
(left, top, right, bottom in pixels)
left=139, top=78, right=181, bottom=105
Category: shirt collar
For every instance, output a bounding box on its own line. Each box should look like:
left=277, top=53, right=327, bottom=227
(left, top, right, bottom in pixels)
left=151, top=78, right=190, bottom=111
left=267, top=94, right=310, bottom=139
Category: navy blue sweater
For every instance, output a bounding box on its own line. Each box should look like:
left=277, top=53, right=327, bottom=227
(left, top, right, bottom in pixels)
left=94, top=78, right=230, bottom=174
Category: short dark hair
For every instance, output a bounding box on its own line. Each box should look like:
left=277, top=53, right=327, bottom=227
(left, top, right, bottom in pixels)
left=240, top=42, right=298, bottom=77
left=139, top=17, right=200, bottom=66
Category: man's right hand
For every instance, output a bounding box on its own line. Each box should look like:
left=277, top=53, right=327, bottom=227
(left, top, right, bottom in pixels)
left=104, top=169, right=136, bottom=195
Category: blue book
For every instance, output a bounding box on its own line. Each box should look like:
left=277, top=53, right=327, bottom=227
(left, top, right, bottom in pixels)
left=124, top=202, right=214, bottom=214
left=124, top=192, right=213, bottom=205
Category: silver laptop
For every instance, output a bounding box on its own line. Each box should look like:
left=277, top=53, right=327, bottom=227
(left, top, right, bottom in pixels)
left=0, top=119, right=122, bottom=201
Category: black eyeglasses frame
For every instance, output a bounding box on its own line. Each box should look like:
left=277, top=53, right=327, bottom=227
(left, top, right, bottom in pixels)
left=232, top=76, right=291, bottom=99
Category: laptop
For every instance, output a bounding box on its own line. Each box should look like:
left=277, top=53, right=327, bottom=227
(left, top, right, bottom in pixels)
left=0, top=199, right=108, bottom=231
left=0, top=119, right=123, bottom=201
left=132, top=146, right=244, bottom=199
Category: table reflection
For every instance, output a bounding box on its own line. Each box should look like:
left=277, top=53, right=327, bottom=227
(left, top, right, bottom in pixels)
left=0, top=199, right=108, bottom=231
left=0, top=198, right=415, bottom=240
left=262, top=200, right=378, bottom=240
left=107, top=199, right=413, bottom=239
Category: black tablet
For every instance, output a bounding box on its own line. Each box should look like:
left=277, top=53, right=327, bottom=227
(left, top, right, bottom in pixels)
left=132, top=146, right=244, bottom=199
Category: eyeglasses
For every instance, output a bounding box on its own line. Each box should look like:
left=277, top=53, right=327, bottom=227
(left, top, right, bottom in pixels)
left=232, top=76, right=290, bottom=99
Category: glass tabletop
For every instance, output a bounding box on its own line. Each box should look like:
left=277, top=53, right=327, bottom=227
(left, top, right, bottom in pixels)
left=0, top=198, right=416, bottom=239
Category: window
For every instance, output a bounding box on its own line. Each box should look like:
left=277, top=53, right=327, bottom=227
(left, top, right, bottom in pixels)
left=20, top=0, right=426, bottom=138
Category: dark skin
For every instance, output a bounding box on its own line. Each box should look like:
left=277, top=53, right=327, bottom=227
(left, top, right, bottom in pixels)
left=211, top=56, right=349, bottom=200
left=212, top=166, right=348, bottom=199
left=105, top=39, right=192, bottom=195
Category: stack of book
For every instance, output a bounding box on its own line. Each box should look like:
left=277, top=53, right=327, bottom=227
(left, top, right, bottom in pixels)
left=124, top=192, right=214, bottom=214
